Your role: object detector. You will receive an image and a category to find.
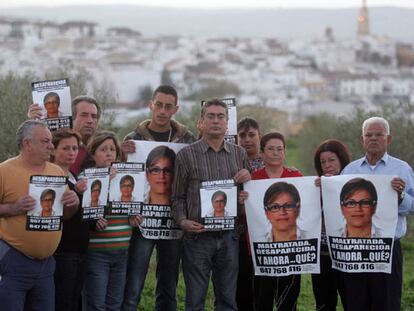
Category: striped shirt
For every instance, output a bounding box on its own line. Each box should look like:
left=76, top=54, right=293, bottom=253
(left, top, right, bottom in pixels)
left=172, top=138, right=250, bottom=225
left=88, top=216, right=132, bottom=251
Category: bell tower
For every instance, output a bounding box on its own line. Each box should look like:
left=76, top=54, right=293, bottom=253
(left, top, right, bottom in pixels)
left=357, top=0, right=370, bottom=37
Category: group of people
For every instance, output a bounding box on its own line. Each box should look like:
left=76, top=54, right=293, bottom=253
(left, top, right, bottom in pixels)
left=0, top=83, right=412, bottom=311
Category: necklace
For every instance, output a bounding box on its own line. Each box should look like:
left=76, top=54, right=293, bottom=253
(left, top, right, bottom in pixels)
left=167, top=127, right=172, bottom=142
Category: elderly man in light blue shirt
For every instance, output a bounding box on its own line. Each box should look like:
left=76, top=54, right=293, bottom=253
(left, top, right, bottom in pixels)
left=341, top=116, right=414, bottom=311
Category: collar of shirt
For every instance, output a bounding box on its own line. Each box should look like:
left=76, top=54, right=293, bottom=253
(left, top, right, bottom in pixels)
left=199, top=138, right=230, bottom=154
left=361, top=152, right=389, bottom=167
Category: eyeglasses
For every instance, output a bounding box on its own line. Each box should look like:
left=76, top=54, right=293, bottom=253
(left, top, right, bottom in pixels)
left=341, top=199, right=376, bottom=209
left=45, top=100, right=59, bottom=105
left=205, top=113, right=227, bottom=120
left=41, top=198, right=54, bottom=202
left=153, top=101, right=175, bottom=111
left=264, top=146, right=285, bottom=153
left=265, top=202, right=299, bottom=213
left=147, top=166, right=173, bottom=176
left=121, top=183, right=133, bottom=188
left=213, top=199, right=226, bottom=205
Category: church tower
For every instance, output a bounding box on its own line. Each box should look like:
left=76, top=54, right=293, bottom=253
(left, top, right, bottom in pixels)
left=357, top=0, right=370, bottom=37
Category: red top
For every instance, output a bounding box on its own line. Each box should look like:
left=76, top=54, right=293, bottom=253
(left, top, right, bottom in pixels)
left=247, top=166, right=303, bottom=255
left=252, top=167, right=303, bottom=180
left=70, top=145, right=87, bottom=175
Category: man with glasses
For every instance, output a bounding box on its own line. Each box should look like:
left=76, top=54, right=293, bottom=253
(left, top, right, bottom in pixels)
left=121, top=85, right=195, bottom=311
left=341, top=116, right=414, bottom=311
left=338, top=178, right=381, bottom=238
left=172, top=98, right=251, bottom=310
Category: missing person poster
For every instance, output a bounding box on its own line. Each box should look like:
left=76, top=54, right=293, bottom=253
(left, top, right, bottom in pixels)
left=108, top=162, right=145, bottom=215
left=27, top=175, right=67, bottom=231
left=31, top=79, right=72, bottom=130
left=201, top=97, right=237, bottom=143
left=127, top=141, right=187, bottom=239
left=244, top=176, right=321, bottom=276
left=81, top=168, right=110, bottom=220
left=200, top=179, right=237, bottom=231
left=321, top=174, right=398, bottom=273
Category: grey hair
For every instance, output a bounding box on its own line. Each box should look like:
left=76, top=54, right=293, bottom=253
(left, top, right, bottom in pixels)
left=16, top=120, right=47, bottom=150
left=72, top=95, right=101, bottom=121
left=362, top=117, right=390, bottom=135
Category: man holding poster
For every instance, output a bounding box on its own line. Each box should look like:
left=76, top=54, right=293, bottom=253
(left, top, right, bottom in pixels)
left=172, top=98, right=250, bottom=310
left=341, top=116, right=414, bottom=311
left=0, top=120, right=79, bottom=310
left=121, top=85, right=196, bottom=311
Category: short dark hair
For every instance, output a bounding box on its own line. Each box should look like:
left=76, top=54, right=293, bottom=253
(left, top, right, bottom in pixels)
left=146, top=145, right=176, bottom=169
left=91, top=179, right=102, bottom=191
left=201, top=98, right=228, bottom=118
left=263, top=181, right=300, bottom=209
left=152, top=85, right=178, bottom=105
left=313, top=139, right=351, bottom=177
left=211, top=190, right=227, bottom=205
left=43, top=92, right=60, bottom=105
left=340, top=178, right=378, bottom=210
left=51, top=128, right=81, bottom=162
left=72, top=95, right=101, bottom=121
left=260, top=132, right=285, bottom=151
left=120, top=175, right=135, bottom=187
left=237, top=117, right=260, bottom=133
left=86, top=130, right=121, bottom=163
left=40, top=189, right=56, bottom=201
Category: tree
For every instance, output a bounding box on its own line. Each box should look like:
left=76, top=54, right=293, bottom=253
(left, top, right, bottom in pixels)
left=295, top=102, right=414, bottom=175
left=0, top=66, right=117, bottom=162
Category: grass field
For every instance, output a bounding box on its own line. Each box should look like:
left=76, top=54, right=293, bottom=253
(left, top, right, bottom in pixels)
left=136, top=218, right=414, bottom=310
left=138, top=143, right=414, bottom=310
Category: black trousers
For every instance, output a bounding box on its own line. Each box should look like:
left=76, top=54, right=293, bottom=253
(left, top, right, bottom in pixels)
left=254, top=274, right=301, bottom=311
left=342, top=240, right=403, bottom=311
left=311, top=254, right=347, bottom=311
left=236, top=236, right=255, bottom=311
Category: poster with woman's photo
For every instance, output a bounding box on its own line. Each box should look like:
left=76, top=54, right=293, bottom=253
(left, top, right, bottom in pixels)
left=26, top=175, right=67, bottom=231
left=31, top=78, right=72, bottom=130
left=201, top=97, right=237, bottom=143
left=321, top=174, right=398, bottom=273
left=244, top=176, right=321, bottom=277
left=200, top=179, right=237, bottom=231
left=81, top=167, right=110, bottom=220
left=108, top=162, right=146, bottom=215
left=127, top=141, right=187, bottom=240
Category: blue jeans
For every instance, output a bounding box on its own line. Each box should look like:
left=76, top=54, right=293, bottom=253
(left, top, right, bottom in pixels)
left=54, top=252, right=86, bottom=311
left=182, top=231, right=239, bottom=311
left=83, top=249, right=128, bottom=311
left=122, top=228, right=181, bottom=311
left=0, top=240, right=55, bottom=311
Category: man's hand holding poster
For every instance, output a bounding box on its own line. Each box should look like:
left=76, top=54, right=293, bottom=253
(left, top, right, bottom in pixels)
left=321, top=174, right=398, bottom=273
left=31, top=78, right=72, bottom=130
left=244, top=176, right=321, bottom=276
left=27, top=175, right=67, bottom=231
left=81, top=168, right=110, bottom=220
left=127, top=141, right=187, bottom=240
left=200, top=179, right=237, bottom=231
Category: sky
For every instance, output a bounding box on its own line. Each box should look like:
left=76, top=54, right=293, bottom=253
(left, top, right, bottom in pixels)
left=1, top=0, right=414, bottom=9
